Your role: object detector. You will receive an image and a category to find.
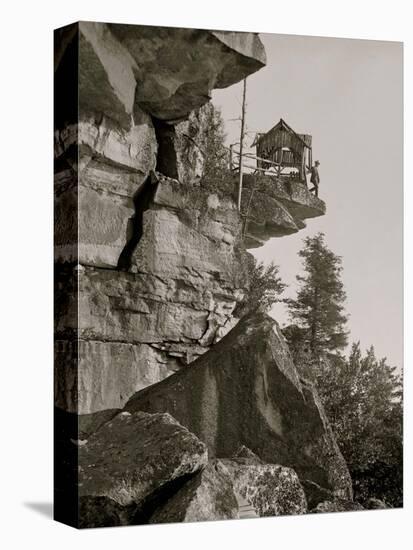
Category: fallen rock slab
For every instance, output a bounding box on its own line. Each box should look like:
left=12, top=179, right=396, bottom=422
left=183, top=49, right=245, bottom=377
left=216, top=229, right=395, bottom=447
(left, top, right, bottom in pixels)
left=124, top=312, right=352, bottom=503
left=78, top=411, right=208, bottom=527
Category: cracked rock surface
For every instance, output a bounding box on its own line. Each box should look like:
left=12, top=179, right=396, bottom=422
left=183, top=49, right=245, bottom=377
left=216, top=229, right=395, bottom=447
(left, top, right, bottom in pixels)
left=55, top=174, right=248, bottom=413
left=55, top=24, right=265, bottom=414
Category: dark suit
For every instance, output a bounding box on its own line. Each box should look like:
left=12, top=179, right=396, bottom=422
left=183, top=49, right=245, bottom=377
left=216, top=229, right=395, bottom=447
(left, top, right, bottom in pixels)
left=310, top=166, right=320, bottom=197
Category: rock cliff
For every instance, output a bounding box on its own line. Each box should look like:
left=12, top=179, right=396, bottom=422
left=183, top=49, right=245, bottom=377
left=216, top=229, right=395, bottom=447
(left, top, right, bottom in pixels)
left=54, top=22, right=350, bottom=528
left=241, top=173, right=326, bottom=248
left=55, top=23, right=266, bottom=413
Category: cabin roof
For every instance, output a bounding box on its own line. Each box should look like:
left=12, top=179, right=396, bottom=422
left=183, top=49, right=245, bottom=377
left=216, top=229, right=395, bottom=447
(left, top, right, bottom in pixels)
left=252, top=118, right=312, bottom=149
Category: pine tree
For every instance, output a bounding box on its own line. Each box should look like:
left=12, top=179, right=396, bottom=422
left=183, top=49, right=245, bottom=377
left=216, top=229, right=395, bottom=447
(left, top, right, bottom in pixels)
left=286, top=232, right=348, bottom=358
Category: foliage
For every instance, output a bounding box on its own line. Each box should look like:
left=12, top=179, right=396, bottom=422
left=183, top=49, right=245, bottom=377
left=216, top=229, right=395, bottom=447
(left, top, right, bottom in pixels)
left=283, top=233, right=402, bottom=507
left=285, top=232, right=348, bottom=358
left=236, top=257, right=286, bottom=316
left=197, top=103, right=234, bottom=197
left=282, top=323, right=318, bottom=381
left=317, top=345, right=403, bottom=507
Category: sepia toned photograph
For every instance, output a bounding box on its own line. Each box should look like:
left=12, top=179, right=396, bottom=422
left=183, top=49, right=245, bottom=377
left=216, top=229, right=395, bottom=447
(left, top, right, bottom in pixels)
left=54, top=22, right=403, bottom=528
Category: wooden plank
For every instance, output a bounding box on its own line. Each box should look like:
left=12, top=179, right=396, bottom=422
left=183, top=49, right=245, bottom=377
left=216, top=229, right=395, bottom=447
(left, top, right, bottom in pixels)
left=231, top=149, right=282, bottom=168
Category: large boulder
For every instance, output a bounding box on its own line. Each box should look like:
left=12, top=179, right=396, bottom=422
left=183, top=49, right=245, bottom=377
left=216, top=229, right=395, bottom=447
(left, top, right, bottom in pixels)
left=104, top=24, right=267, bottom=123
left=124, top=312, right=353, bottom=503
left=77, top=411, right=208, bottom=527
left=221, top=458, right=307, bottom=517
left=56, top=23, right=266, bottom=131
left=149, top=460, right=238, bottom=524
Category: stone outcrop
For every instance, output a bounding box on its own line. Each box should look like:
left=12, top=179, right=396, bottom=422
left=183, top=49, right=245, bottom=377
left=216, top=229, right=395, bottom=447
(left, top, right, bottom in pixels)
left=77, top=411, right=208, bottom=527
left=54, top=22, right=353, bottom=528
left=54, top=23, right=264, bottom=415
left=54, top=23, right=324, bottom=416
left=149, top=460, right=238, bottom=524
left=55, top=22, right=266, bottom=259
left=104, top=25, right=267, bottom=123
left=124, top=312, right=353, bottom=503
left=55, top=173, right=248, bottom=414
left=241, top=174, right=326, bottom=248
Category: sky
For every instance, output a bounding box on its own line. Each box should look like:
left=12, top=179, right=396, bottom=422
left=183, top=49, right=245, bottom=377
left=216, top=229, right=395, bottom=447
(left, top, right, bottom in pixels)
left=212, top=33, right=403, bottom=369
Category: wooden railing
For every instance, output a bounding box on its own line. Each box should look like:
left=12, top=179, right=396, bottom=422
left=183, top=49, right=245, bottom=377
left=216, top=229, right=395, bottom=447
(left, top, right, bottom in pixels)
left=227, top=144, right=312, bottom=238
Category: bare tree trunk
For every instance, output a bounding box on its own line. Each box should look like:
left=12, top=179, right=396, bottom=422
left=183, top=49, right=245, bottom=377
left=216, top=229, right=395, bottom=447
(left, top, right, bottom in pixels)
left=310, top=287, right=319, bottom=357
left=237, top=78, right=247, bottom=212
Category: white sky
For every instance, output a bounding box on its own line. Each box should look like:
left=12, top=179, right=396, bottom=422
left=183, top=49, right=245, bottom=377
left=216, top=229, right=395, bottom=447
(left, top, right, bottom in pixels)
left=212, top=33, right=403, bottom=369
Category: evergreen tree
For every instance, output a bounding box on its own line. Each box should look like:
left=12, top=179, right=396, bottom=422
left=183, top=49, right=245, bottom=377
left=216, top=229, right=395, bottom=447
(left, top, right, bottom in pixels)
left=286, top=232, right=348, bottom=358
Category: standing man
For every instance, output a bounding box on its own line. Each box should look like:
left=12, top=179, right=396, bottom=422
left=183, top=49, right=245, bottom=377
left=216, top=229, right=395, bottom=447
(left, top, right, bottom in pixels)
left=309, top=160, right=320, bottom=197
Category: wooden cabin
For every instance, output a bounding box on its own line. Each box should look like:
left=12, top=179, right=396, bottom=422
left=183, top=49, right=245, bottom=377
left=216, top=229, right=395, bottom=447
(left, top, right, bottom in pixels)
left=252, top=118, right=312, bottom=182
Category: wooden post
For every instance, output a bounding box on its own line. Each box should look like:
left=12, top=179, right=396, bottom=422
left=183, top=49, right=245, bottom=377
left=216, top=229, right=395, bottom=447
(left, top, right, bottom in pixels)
left=277, top=149, right=284, bottom=177
left=301, top=152, right=305, bottom=182
left=237, top=78, right=247, bottom=212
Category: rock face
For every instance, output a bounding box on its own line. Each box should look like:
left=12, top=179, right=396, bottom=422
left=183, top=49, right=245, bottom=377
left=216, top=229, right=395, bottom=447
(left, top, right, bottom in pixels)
left=149, top=460, right=238, bottom=524
left=55, top=22, right=266, bottom=259
left=77, top=411, right=208, bottom=527
left=55, top=23, right=264, bottom=415
left=55, top=23, right=324, bottom=415
left=124, top=312, right=353, bottom=503
left=54, top=22, right=350, bottom=528
left=241, top=174, right=326, bottom=248
left=55, top=174, right=247, bottom=414
left=105, top=25, right=267, bottom=123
